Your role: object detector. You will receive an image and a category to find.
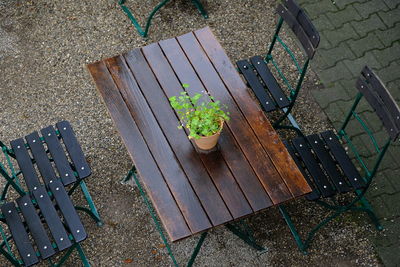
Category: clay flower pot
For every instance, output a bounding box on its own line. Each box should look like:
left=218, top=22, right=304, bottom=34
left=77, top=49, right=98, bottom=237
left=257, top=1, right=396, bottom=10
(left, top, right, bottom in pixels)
left=192, top=121, right=224, bottom=151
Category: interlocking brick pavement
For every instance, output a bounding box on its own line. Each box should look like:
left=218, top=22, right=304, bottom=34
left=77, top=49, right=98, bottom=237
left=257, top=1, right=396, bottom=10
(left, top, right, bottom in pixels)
left=297, top=0, right=400, bottom=265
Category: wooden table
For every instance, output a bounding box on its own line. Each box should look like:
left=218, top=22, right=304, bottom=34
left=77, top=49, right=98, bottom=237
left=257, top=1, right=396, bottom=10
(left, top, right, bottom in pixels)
left=87, top=26, right=311, bottom=262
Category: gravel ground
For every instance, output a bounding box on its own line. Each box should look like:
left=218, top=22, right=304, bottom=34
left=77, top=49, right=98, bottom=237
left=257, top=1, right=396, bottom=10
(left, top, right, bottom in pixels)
left=0, top=0, right=381, bottom=266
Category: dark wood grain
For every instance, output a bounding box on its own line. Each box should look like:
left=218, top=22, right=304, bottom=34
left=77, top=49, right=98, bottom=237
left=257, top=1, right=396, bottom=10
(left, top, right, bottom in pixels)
left=16, top=195, right=55, bottom=260
left=41, top=126, right=76, bottom=186
left=158, top=38, right=273, bottom=211
left=56, top=121, right=91, bottom=179
left=142, top=43, right=255, bottom=218
left=87, top=61, right=191, bottom=241
left=1, top=202, right=39, bottom=266
left=105, top=54, right=214, bottom=232
left=10, top=138, right=41, bottom=192
left=194, top=27, right=312, bottom=198
left=177, top=30, right=293, bottom=204
left=25, top=131, right=57, bottom=186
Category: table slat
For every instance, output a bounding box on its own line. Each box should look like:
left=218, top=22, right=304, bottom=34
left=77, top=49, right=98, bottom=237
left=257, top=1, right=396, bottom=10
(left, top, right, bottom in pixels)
left=87, top=61, right=191, bottom=241
left=194, top=27, right=312, bottom=197
left=177, top=32, right=293, bottom=204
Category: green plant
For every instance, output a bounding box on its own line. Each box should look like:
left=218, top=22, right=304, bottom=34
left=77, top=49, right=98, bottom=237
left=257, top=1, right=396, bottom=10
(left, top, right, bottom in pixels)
left=169, top=85, right=230, bottom=139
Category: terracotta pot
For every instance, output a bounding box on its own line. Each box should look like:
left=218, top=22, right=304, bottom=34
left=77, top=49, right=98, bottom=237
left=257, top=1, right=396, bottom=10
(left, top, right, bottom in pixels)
left=193, top=121, right=224, bottom=151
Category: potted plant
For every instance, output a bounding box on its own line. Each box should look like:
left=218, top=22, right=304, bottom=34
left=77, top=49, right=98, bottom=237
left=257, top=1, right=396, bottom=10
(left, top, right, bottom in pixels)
left=169, top=85, right=230, bottom=151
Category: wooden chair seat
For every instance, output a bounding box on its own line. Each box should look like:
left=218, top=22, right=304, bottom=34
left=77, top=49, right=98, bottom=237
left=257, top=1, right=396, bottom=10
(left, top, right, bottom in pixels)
left=9, top=121, right=91, bottom=192
left=1, top=179, right=87, bottom=266
left=284, top=130, right=366, bottom=201
left=237, top=56, right=291, bottom=113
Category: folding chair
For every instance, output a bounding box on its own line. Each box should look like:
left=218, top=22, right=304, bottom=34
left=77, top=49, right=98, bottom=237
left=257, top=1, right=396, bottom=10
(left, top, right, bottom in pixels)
left=279, top=66, right=400, bottom=253
left=0, top=121, right=102, bottom=265
left=237, top=0, right=319, bottom=134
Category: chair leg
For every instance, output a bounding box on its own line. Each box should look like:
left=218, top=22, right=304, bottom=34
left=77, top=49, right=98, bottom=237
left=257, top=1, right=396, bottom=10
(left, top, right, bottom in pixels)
left=278, top=205, right=308, bottom=254
left=76, top=243, right=91, bottom=267
left=70, top=180, right=103, bottom=226
left=191, top=0, right=208, bottom=18
left=0, top=247, right=22, bottom=266
left=225, top=221, right=266, bottom=251
left=356, top=191, right=383, bottom=231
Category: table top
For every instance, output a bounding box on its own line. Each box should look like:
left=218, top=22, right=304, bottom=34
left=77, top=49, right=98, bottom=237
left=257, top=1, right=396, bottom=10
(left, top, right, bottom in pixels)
left=87, top=26, right=311, bottom=242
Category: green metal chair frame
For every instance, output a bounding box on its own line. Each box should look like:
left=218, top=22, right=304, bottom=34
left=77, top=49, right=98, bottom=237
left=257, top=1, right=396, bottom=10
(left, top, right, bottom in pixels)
left=119, top=0, right=208, bottom=38
left=278, top=65, right=400, bottom=253
left=123, top=166, right=266, bottom=267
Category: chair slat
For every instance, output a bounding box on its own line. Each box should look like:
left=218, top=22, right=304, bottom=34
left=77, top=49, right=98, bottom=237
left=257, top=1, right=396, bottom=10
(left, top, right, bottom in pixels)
left=362, top=66, right=400, bottom=137
left=56, top=121, right=91, bottom=179
left=16, top=195, right=55, bottom=259
left=41, top=126, right=76, bottom=185
left=320, top=131, right=366, bottom=189
left=32, top=186, right=72, bottom=251
left=306, top=134, right=351, bottom=193
left=25, top=132, right=57, bottom=186
left=292, top=137, right=336, bottom=197
left=1, top=202, right=39, bottom=266
left=283, top=141, right=320, bottom=200
left=282, top=0, right=320, bottom=48
left=49, top=180, right=87, bottom=242
left=250, top=56, right=291, bottom=108
left=10, top=138, right=41, bottom=192
left=276, top=4, right=315, bottom=58
left=236, top=59, right=276, bottom=112
left=356, top=78, right=399, bottom=140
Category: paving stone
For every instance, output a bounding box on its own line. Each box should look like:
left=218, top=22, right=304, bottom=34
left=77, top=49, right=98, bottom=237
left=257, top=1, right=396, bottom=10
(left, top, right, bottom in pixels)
left=377, top=61, right=400, bottom=82
left=312, top=14, right=336, bottom=32
left=379, top=8, right=400, bottom=27
left=333, top=0, right=369, bottom=9
left=318, top=31, right=333, bottom=50
left=318, top=61, right=355, bottom=83
left=386, top=79, right=400, bottom=101
left=343, top=51, right=382, bottom=77
left=324, top=101, right=346, bottom=123
left=388, top=144, right=400, bottom=166
left=351, top=13, right=387, bottom=37
left=385, top=168, right=400, bottom=191
left=368, top=171, right=398, bottom=197
left=324, top=23, right=359, bottom=47
left=347, top=32, right=384, bottom=57
left=311, top=82, right=352, bottom=108
left=351, top=133, right=376, bottom=156
left=360, top=111, right=385, bottom=133
left=375, top=243, right=400, bottom=267
left=382, top=0, right=400, bottom=9
left=338, top=78, right=358, bottom=96
left=376, top=22, right=400, bottom=46
left=353, top=0, right=390, bottom=18
left=372, top=41, right=400, bottom=67
left=318, top=42, right=357, bottom=68
left=366, top=195, right=391, bottom=220
left=326, top=5, right=362, bottom=27
left=383, top=192, right=400, bottom=217
left=303, top=0, right=339, bottom=18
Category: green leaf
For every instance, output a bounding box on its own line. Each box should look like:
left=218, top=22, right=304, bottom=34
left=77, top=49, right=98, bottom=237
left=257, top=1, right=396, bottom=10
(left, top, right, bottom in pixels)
left=182, top=83, right=190, bottom=88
